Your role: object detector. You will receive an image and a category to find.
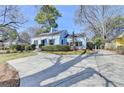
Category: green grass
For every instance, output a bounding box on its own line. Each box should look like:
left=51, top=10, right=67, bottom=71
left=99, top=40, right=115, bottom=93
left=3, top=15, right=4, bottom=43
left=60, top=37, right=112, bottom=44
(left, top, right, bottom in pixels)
left=43, top=50, right=92, bottom=55
left=0, top=51, right=37, bottom=64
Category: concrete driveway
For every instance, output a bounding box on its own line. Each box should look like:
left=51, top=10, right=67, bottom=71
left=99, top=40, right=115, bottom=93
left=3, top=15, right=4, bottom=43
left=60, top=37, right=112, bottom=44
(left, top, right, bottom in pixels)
left=7, top=50, right=124, bottom=87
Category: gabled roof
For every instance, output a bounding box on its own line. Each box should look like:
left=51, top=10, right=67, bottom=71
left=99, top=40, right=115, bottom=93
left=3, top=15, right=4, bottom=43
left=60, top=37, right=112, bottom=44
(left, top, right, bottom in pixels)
left=34, top=31, right=63, bottom=38
left=40, top=31, right=62, bottom=36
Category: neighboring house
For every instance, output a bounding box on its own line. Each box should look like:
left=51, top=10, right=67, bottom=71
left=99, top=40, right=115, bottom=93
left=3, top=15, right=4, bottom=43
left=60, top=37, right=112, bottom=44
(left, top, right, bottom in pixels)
left=3, top=36, right=29, bottom=48
left=112, top=32, right=124, bottom=48
left=67, top=33, right=87, bottom=49
left=31, top=30, right=87, bottom=49
left=105, top=30, right=124, bottom=49
left=0, top=29, right=28, bottom=49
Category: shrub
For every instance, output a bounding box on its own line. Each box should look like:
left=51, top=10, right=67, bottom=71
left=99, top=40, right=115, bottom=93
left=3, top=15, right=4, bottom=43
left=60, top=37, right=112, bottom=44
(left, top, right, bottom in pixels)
left=41, top=45, right=70, bottom=51
left=21, top=45, right=25, bottom=51
left=10, top=45, right=25, bottom=52
left=16, top=45, right=24, bottom=52
left=6, top=50, right=10, bottom=53
left=86, top=42, right=93, bottom=50
left=25, top=45, right=32, bottom=51
left=31, top=44, right=36, bottom=50
left=39, top=44, right=43, bottom=48
left=116, top=46, right=124, bottom=54
left=93, top=37, right=104, bottom=49
left=10, top=45, right=17, bottom=50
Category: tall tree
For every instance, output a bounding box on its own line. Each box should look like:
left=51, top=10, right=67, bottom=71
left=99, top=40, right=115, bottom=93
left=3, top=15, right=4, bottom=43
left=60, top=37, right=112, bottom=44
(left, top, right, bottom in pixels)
left=19, top=31, right=31, bottom=43
left=25, top=25, right=42, bottom=37
left=0, top=26, right=19, bottom=49
left=0, top=26, right=18, bottom=40
left=75, top=5, right=124, bottom=42
left=0, top=5, right=26, bottom=49
left=35, top=5, right=61, bottom=33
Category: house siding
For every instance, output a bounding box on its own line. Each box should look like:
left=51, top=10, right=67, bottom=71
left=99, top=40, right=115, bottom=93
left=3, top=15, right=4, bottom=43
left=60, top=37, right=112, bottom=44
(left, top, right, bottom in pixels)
left=31, top=34, right=62, bottom=48
left=105, top=32, right=124, bottom=49
left=31, top=31, right=87, bottom=49
left=59, top=31, right=68, bottom=45
left=114, top=37, right=124, bottom=48
left=67, top=37, right=86, bottom=49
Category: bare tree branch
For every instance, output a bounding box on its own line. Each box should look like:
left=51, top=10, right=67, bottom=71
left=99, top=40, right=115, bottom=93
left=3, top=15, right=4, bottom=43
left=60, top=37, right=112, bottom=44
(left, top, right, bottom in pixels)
left=0, top=5, right=27, bottom=29
left=75, top=5, right=124, bottom=41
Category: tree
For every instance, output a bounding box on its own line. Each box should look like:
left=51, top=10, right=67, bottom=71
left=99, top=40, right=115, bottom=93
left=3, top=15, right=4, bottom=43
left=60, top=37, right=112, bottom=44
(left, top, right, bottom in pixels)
left=0, top=5, right=27, bottom=49
left=25, top=25, right=42, bottom=37
left=0, top=5, right=26, bottom=28
left=19, top=32, right=31, bottom=43
left=0, top=26, right=18, bottom=49
left=35, top=5, right=61, bottom=32
left=106, top=16, right=124, bottom=40
left=75, top=5, right=124, bottom=42
left=35, top=28, right=49, bottom=36
left=0, top=26, right=18, bottom=40
left=92, top=36, right=104, bottom=49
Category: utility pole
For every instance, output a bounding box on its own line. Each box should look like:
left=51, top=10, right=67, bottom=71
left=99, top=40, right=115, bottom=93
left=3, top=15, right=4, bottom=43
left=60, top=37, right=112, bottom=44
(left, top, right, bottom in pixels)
left=72, top=31, right=76, bottom=51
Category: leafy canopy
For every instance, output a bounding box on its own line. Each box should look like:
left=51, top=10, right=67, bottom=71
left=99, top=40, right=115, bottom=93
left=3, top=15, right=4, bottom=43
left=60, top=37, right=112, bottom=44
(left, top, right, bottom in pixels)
left=35, top=5, right=61, bottom=32
left=0, top=26, right=18, bottom=41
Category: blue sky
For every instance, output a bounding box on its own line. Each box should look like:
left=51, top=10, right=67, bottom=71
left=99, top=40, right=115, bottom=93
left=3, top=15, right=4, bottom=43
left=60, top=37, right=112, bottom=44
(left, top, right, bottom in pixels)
left=19, top=5, right=82, bottom=34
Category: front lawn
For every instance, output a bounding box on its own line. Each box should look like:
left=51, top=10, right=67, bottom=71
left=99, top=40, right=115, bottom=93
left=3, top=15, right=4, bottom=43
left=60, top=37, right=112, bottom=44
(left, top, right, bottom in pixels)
left=0, top=52, right=37, bottom=64
left=43, top=50, right=93, bottom=55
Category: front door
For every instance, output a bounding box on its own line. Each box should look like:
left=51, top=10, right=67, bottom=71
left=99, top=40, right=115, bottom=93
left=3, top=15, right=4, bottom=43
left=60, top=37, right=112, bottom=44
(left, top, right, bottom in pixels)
left=41, top=39, right=47, bottom=46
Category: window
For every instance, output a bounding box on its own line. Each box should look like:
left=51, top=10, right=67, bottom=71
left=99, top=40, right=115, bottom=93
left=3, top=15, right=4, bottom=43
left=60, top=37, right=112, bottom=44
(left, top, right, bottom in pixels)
left=75, top=42, right=82, bottom=46
left=75, top=42, right=78, bottom=46
left=67, top=42, right=69, bottom=45
left=78, top=42, right=82, bottom=46
left=41, top=39, right=47, bottom=46
left=34, top=40, right=38, bottom=45
left=61, top=40, right=64, bottom=45
left=49, top=39, right=55, bottom=45
left=70, top=42, right=73, bottom=46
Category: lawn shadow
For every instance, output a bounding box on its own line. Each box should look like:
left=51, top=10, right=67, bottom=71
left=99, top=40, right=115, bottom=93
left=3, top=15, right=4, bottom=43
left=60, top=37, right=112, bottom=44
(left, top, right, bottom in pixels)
left=20, top=51, right=96, bottom=87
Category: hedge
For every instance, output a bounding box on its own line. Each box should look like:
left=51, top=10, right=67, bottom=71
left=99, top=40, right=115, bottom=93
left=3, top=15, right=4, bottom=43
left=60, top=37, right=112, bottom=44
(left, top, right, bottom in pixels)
left=40, top=45, right=70, bottom=51
left=31, top=44, right=36, bottom=50
left=10, top=45, right=25, bottom=52
left=10, top=44, right=36, bottom=52
left=25, top=45, right=32, bottom=51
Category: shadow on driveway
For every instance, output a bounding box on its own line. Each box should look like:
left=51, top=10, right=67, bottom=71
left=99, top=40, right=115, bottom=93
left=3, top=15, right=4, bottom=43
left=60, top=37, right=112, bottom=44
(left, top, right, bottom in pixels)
left=20, top=51, right=117, bottom=87
left=20, top=51, right=95, bottom=87
left=43, top=67, right=117, bottom=87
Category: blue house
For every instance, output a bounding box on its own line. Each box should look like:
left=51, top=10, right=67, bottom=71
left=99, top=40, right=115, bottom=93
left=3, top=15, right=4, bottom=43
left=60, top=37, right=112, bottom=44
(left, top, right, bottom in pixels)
left=67, top=33, right=87, bottom=49
left=31, top=30, right=87, bottom=49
